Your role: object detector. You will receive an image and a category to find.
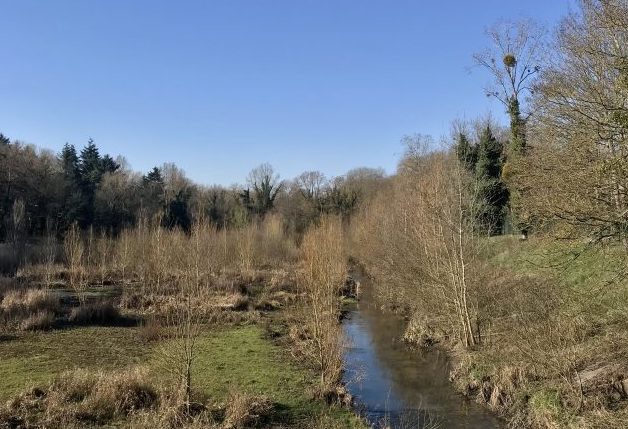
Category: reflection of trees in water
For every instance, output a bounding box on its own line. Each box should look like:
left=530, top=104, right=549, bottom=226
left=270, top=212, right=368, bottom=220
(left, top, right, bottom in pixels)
left=344, top=277, right=502, bottom=429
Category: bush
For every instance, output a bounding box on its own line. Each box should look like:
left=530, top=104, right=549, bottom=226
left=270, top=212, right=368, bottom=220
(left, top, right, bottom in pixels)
left=1, top=369, right=158, bottom=427
left=223, top=390, right=273, bottom=428
left=68, top=300, right=120, bottom=325
left=19, top=310, right=55, bottom=331
left=1, top=288, right=59, bottom=316
left=138, top=317, right=165, bottom=342
left=1, top=288, right=59, bottom=329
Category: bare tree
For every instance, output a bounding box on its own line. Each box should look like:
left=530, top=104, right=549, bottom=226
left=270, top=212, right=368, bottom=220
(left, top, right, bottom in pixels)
left=42, top=218, right=57, bottom=289
left=353, top=139, right=489, bottom=349
left=9, top=198, right=26, bottom=263
left=64, top=223, right=86, bottom=302
left=518, top=0, right=628, bottom=245
left=295, top=170, right=327, bottom=202
left=474, top=19, right=547, bottom=155
left=300, top=216, right=346, bottom=393
left=158, top=220, right=209, bottom=415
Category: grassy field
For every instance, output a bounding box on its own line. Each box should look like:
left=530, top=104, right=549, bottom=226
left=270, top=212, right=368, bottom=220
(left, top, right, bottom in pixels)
left=0, top=326, right=147, bottom=400
left=0, top=323, right=364, bottom=427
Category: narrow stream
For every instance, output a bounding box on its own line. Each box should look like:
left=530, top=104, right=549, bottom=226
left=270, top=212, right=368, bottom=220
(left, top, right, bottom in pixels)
left=342, top=281, right=503, bottom=429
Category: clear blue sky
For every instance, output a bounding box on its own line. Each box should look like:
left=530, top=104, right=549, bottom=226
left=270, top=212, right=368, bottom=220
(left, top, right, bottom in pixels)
left=1, top=0, right=573, bottom=186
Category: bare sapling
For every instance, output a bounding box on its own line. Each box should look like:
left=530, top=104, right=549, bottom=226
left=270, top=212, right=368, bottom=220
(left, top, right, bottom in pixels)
left=406, top=151, right=483, bottom=347
left=115, top=229, right=131, bottom=286
left=353, top=141, right=488, bottom=350
left=158, top=219, right=209, bottom=416
left=149, top=213, right=166, bottom=291
left=85, top=226, right=95, bottom=283
left=42, top=219, right=57, bottom=289
left=237, top=223, right=256, bottom=274
left=64, top=223, right=86, bottom=303
left=97, top=230, right=110, bottom=286
left=9, top=198, right=27, bottom=266
left=300, top=216, right=347, bottom=394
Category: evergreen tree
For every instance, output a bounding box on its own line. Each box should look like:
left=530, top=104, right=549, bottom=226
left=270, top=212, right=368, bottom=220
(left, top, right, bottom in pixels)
left=77, top=139, right=105, bottom=226
left=455, top=132, right=478, bottom=172
left=141, top=167, right=165, bottom=218
left=79, top=139, right=103, bottom=188
left=143, top=167, right=163, bottom=184
left=60, top=143, right=80, bottom=181
left=475, top=126, right=509, bottom=235
left=57, top=144, right=84, bottom=229
left=0, top=133, right=10, bottom=146
left=100, top=154, right=120, bottom=174
left=508, top=96, right=526, bottom=155
left=164, top=190, right=191, bottom=232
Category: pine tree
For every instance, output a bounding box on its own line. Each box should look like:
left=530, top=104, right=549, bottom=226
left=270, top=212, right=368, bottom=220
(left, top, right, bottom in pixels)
left=142, top=167, right=165, bottom=218
left=143, top=167, right=163, bottom=184
left=79, top=139, right=103, bottom=187
left=100, top=154, right=120, bottom=174
left=455, top=132, right=478, bottom=172
left=58, top=144, right=84, bottom=229
left=60, top=143, right=80, bottom=180
left=475, top=126, right=509, bottom=235
left=0, top=133, right=10, bottom=146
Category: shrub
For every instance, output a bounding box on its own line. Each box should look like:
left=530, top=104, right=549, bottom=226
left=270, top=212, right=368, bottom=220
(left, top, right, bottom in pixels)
left=68, top=300, right=120, bottom=325
left=23, top=289, right=59, bottom=313
left=1, top=288, right=59, bottom=315
left=223, top=390, right=273, bottom=428
left=19, top=310, right=55, bottom=331
left=138, top=317, right=165, bottom=342
left=1, top=369, right=158, bottom=428
left=0, top=289, right=24, bottom=317
left=1, top=288, right=59, bottom=330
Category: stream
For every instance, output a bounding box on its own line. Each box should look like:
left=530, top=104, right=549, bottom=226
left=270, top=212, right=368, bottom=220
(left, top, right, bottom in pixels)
left=342, top=280, right=503, bottom=429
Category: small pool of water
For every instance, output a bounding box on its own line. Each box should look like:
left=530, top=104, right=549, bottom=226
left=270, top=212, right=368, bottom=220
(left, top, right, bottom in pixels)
left=342, top=282, right=502, bottom=429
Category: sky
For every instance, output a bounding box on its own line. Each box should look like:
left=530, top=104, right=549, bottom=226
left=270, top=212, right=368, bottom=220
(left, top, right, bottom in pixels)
left=0, top=0, right=574, bottom=186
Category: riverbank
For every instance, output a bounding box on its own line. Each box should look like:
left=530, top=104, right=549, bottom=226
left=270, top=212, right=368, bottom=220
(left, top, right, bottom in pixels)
left=341, top=275, right=502, bottom=429
left=355, top=237, right=628, bottom=428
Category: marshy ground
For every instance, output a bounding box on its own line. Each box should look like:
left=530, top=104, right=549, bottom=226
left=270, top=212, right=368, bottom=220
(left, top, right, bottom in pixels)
left=0, top=261, right=365, bottom=429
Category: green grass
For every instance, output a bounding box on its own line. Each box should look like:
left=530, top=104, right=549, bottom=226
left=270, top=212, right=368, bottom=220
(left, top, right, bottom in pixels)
left=489, top=236, right=626, bottom=287
left=0, top=326, right=147, bottom=400
left=155, top=325, right=364, bottom=426
left=0, top=324, right=364, bottom=427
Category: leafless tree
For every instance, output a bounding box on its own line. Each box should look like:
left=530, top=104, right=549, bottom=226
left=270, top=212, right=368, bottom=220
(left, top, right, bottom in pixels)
left=519, top=0, right=628, bottom=245
left=300, top=217, right=346, bottom=392
left=64, top=223, right=86, bottom=302
left=295, top=171, right=327, bottom=201
left=474, top=19, right=547, bottom=155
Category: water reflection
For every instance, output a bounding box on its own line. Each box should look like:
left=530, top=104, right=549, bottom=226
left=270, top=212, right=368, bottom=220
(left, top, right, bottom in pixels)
left=342, top=283, right=502, bottom=429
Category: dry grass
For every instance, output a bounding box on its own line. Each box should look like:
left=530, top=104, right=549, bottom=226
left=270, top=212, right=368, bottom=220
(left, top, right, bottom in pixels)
left=68, top=300, right=121, bottom=325
left=223, top=390, right=274, bottom=428
left=0, top=288, right=60, bottom=331
left=19, top=310, right=55, bottom=331
left=1, top=288, right=59, bottom=315
left=0, top=369, right=157, bottom=428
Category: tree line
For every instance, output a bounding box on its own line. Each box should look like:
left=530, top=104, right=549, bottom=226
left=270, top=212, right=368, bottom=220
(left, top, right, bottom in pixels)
left=0, top=134, right=385, bottom=244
